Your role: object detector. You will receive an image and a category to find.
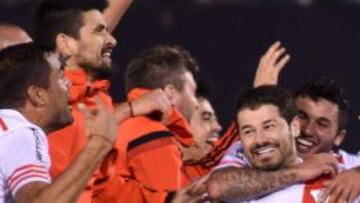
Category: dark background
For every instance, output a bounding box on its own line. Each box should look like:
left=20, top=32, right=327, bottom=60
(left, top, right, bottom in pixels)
left=1, top=0, right=359, bottom=153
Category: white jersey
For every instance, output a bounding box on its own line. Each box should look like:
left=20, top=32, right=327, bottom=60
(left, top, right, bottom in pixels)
left=217, top=142, right=360, bottom=203
left=0, top=109, right=51, bottom=203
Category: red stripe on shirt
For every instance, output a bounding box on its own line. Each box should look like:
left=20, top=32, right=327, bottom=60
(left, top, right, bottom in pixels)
left=7, top=164, right=47, bottom=185
left=10, top=173, right=50, bottom=192
left=0, top=117, right=8, bottom=131
left=8, top=168, right=48, bottom=188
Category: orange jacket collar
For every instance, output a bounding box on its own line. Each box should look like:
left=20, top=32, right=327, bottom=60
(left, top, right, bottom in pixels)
left=65, top=68, right=110, bottom=104
left=128, top=88, right=194, bottom=147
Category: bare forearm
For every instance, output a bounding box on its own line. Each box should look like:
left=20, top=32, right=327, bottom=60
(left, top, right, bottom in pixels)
left=114, top=102, right=132, bottom=124
left=104, top=0, right=133, bottom=33
left=207, top=167, right=299, bottom=201
left=36, top=137, right=111, bottom=203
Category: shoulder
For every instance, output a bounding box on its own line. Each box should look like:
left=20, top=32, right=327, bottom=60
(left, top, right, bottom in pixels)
left=1, top=127, right=46, bottom=146
left=119, top=116, right=169, bottom=140
left=338, top=149, right=360, bottom=169
left=215, top=142, right=250, bottom=170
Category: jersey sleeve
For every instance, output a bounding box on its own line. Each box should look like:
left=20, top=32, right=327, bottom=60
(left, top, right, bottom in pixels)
left=2, top=128, right=51, bottom=197
left=127, top=130, right=183, bottom=191
left=346, top=152, right=360, bottom=169
left=213, top=141, right=250, bottom=170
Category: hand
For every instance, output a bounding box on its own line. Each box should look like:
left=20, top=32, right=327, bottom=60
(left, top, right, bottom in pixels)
left=292, top=153, right=338, bottom=182
left=130, top=89, right=171, bottom=122
left=320, top=167, right=360, bottom=203
left=172, top=176, right=209, bottom=203
left=78, top=97, right=117, bottom=145
left=253, top=41, right=290, bottom=87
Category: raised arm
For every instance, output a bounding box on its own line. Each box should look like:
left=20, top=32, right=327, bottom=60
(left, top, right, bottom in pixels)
left=114, top=89, right=171, bottom=124
left=253, top=41, right=290, bottom=87
left=104, top=0, right=134, bottom=33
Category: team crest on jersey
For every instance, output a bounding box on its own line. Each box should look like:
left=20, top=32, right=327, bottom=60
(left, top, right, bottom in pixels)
left=310, top=189, right=329, bottom=203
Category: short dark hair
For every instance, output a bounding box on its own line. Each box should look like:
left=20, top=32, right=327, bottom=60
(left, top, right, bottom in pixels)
left=236, top=85, right=298, bottom=124
left=33, top=0, right=108, bottom=50
left=295, top=77, right=349, bottom=130
left=125, top=45, right=199, bottom=93
left=0, top=43, right=52, bottom=108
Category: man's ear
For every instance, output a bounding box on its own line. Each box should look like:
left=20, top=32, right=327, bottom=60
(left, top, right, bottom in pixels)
left=290, top=116, right=301, bottom=138
left=163, top=84, right=177, bottom=102
left=55, top=33, right=77, bottom=57
left=334, top=129, right=346, bottom=147
left=26, top=86, right=47, bottom=108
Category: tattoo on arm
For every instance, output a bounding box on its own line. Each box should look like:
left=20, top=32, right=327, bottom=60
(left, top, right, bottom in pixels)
left=209, top=166, right=298, bottom=201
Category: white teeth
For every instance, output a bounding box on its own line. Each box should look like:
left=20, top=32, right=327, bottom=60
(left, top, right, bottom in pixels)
left=103, top=52, right=111, bottom=57
left=256, top=147, right=275, bottom=154
left=297, top=138, right=314, bottom=147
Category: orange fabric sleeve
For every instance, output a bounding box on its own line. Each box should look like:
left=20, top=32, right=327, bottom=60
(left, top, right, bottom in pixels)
left=127, top=133, right=184, bottom=191
left=92, top=117, right=185, bottom=203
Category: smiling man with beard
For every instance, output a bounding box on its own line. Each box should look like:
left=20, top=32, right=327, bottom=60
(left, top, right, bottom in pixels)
left=199, top=79, right=360, bottom=202
left=33, top=2, right=119, bottom=202
left=32, top=1, right=172, bottom=203
left=190, top=85, right=352, bottom=203
left=199, top=84, right=360, bottom=203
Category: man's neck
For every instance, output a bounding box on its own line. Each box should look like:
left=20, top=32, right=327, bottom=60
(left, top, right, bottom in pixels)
left=18, top=107, right=50, bottom=134
left=65, top=61, right=96, bottom=82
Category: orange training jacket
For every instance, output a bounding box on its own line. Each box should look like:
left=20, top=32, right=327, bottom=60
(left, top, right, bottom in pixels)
left=92, top=88, right=194, bottom=203
left=48, top=68, right=113, bottom=203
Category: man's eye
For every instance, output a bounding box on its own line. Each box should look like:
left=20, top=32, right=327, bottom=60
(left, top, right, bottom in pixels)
left=202, top=116, right=211, bottom=121
left=317, top=122, right=329, bottom=128
left=264, top=124, right=275, bottom=130
left=242, top=129, right=253, bottom=135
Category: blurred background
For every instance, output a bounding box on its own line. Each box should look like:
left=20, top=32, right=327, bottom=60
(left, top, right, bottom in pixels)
left=1, top=0, right=359, bottom=153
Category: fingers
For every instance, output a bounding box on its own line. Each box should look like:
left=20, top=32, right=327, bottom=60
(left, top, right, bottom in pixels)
left=319, top=188, right=329, bottom=203
left=323, top=179, right=347, bottom=203
left=78, top=96, right=107, bottom=117
left=262, top=41, right=281, bottom=64
left=337, top=187, right=351, bottom=203
left=131, top=89, right=171, bottom=122
left=322, top=163, right=338, bottom=178
left=267, top=44, right=290, bottom=70
left=312, top=153, right=339, bottom=176
left=327, top=184, right=342, bottom=203
left=275, top=54, right=290, bottom=71
left=187, top=175, right=210, bottom=195
left=157, top=89, right=171, bottom=123
left=254, top=41, right=290, bottom=87
left=348, top=190, right=358, bottom=203
left=266, top=46, right=285, bottom=69
left=324, top=180, right=359, bottom=203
